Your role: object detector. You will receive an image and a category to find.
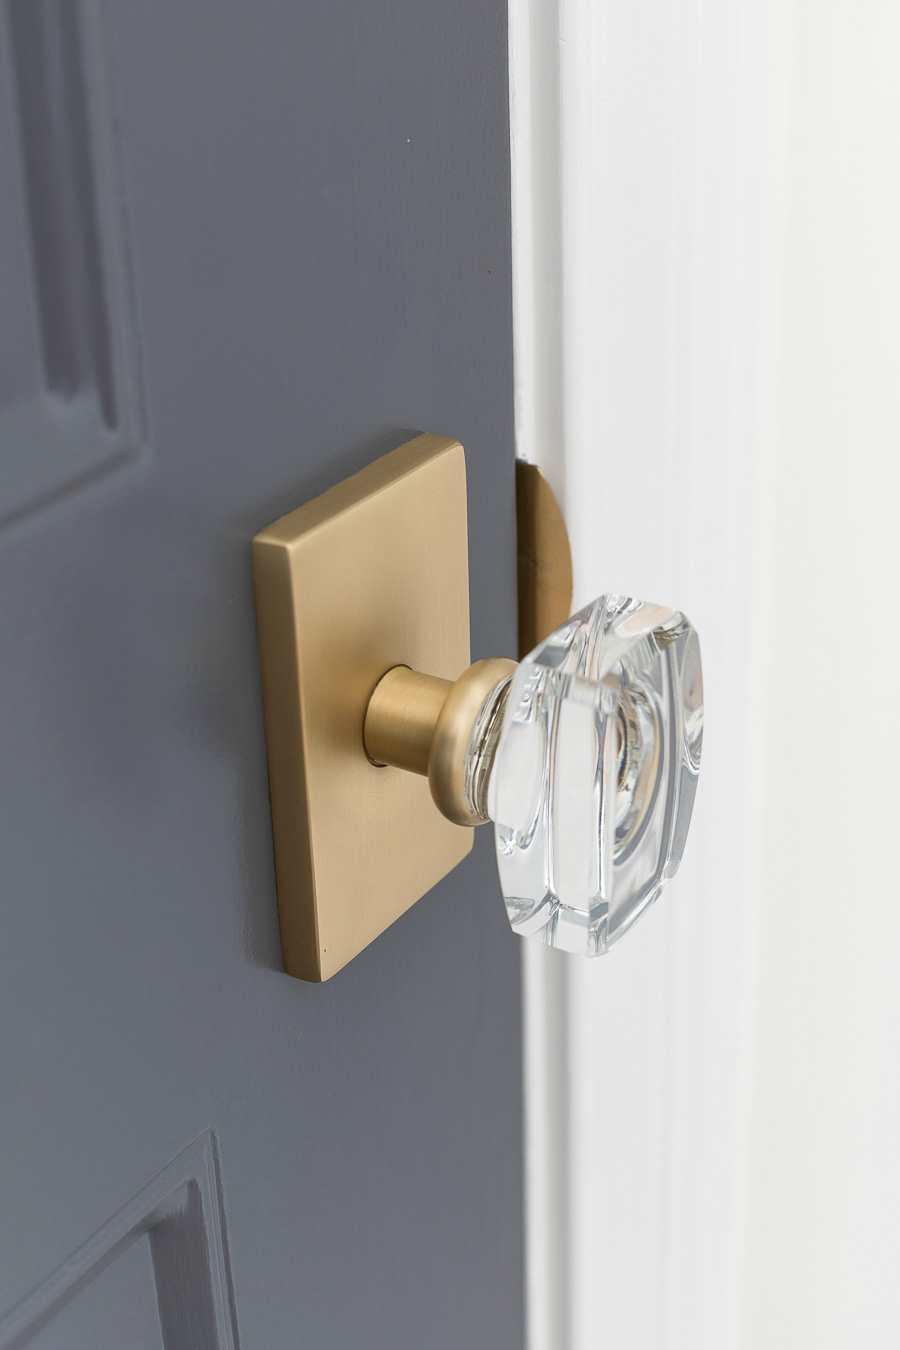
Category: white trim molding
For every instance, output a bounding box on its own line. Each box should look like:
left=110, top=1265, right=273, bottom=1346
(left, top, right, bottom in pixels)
left=510, top=2, right=793, bottom=1346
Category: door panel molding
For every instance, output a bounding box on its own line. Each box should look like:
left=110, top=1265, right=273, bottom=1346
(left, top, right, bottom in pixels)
left=0, top=0, right=145, bottom=529
left=0, top=1131, right=240, bottom=1350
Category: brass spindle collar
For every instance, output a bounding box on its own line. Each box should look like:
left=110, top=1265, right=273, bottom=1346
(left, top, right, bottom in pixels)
left=364, top=658, right=518, bottom=826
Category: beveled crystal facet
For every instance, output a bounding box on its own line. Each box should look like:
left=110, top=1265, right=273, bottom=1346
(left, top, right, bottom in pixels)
left=485, top=595, right=703, bottom=955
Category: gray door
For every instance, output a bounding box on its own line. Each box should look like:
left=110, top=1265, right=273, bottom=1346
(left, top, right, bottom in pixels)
left=0, top=2, right=523, bottom=1346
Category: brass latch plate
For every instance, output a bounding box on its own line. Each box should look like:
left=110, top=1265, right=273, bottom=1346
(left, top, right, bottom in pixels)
left=515, top=461, right=573, bottom=658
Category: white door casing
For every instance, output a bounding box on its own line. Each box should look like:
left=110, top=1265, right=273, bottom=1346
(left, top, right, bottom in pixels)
left=510, top=3, right=777, bottom=1342
left=509, top=0, right=900, bottom=1346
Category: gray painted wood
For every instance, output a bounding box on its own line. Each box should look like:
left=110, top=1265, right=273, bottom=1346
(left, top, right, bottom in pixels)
left=0, top=1, right=523, bottom=1345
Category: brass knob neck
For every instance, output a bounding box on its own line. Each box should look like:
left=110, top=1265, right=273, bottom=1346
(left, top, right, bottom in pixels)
left=364, top=658, right=518, bottom=826
left=364, top=667, right=452, bottom=776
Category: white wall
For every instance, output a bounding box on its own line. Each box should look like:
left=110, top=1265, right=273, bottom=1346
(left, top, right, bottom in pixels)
left=511, top=2, right=900, bottom=1347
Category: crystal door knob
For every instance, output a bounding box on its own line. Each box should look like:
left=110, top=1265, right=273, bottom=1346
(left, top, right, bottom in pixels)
left=365, top=594, right=703, bottom=955
left=254, top=435, right=704, bottom=979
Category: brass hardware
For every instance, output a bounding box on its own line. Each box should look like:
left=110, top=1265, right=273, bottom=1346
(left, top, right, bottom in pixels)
left=365, top=667, right=452, bottom=775
left=253, top=435, right=472, bottom=982
left=365, top=658, right=518, bottom=826
left=253, top=439, right=576, bottom=981
left=253, top=436, right=706, bottom=975
left=515, top=460, right=573, bottom=658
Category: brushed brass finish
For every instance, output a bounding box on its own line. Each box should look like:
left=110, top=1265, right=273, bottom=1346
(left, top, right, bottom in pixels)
left=429, top=658, right=518, bottom=826
left=364, top=657, right=518, bottom=827
left=365, top=667, right=452, bottom=774
left=516, top=460, right=574, bottom=658
left=253, top=434, right=472, bottom=983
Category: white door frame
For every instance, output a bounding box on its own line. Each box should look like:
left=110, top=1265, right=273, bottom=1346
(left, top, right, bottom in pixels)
left=509, top=2, right=792, bottom=1345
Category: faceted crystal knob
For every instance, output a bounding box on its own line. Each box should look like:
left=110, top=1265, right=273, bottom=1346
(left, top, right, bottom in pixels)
left=364, top=594, right=703, bottom=955
left=480, top=595, right=703, bottom=955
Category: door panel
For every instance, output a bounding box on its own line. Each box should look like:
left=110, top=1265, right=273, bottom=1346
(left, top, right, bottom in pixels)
left=2, top=1133, right=237, bottom=1350
left=29, top=1244, right=165, bottom=1350
left=0, top=0, right=143, bottom=525
left=0, top=2, right=522, bottom=1345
